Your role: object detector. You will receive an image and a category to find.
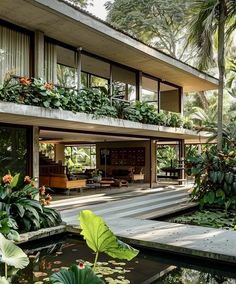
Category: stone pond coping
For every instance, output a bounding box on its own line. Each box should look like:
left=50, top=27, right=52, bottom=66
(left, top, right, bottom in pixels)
left=65, top=221, right=236, bottom=265
left=17, top=221, right=236, bottom=265
left=17, top=224, right=67, bottom=244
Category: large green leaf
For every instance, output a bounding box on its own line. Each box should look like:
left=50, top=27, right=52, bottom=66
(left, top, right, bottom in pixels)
left=79, top=210, right=139, bottom=261
left=107, top=239, right=140, bottom=260
left=0, top=277, right=9, bottom=284
left=50, top=264, right=104, bottom=284
left=0, top=233, right=29, bottom=269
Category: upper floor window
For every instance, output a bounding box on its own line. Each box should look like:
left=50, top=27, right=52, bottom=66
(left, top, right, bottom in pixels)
left=160, top=82, right=181, bottom=113
left=0, top=25, right=30, bottom=84
left=45, top=43, right=77, bottom=87
left=81, top=54, right=110, bottom=89
left=141, top=76, right=158, bottom=108
left=112, top=65, right=136, bottom=101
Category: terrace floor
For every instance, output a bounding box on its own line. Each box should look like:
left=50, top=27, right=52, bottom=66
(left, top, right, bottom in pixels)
left=51, top=183, right=236, bottom=265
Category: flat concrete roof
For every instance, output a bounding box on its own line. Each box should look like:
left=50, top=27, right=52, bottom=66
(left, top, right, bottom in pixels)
left=0, top=0, right=218, bottom=92
left=0, top=102, right=207, bottom=141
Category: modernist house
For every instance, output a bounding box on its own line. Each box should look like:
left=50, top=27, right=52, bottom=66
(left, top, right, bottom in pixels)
left=0, top=0, right=218, bottom=188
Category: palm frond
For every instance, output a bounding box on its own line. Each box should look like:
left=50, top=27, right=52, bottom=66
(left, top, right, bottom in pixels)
left=186, top=0, right=219, bottom=70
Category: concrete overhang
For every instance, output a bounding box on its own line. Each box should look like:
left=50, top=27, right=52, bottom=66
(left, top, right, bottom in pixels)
left=0, top=0, right=218, bottom=92
left=0, top=102, right=209, bottom=142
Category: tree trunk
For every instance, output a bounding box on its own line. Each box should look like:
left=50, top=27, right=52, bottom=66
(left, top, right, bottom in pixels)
left=217, top=0, right=226, bottom=151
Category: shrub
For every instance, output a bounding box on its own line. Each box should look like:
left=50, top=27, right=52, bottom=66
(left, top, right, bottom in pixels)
left=0, top=173, right=62, bottom=234
left=0, top=76, right=194, bottom=130
left=188, top=146, right=236, bottom=211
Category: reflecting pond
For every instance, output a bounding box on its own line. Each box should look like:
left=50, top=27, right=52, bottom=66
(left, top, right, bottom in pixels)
left=12, top=234, right=236, bottom=284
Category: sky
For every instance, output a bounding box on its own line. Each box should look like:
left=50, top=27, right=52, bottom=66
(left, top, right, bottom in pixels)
left=87, top=0, right=109, bottom=20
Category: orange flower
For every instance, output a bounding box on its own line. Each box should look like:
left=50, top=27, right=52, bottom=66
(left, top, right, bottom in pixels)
left=45, top=82, right=54, bottom=90
left=39, top=186, right=46, bottom=195
left=2, top=175, right=13, bottom=184
left=20, top=77, right=31, bottom=86
left=45, top=193, right=52, bottom=202
left=40, top=198, right=47, bottom=206
left=24, top=176, right=31, bottom=184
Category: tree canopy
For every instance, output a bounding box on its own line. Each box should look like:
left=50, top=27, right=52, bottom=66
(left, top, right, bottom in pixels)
left=105, top=0, right=193, bottom=61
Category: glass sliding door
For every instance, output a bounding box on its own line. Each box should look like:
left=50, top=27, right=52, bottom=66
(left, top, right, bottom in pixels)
left=0, top=25, right=30, bottom=83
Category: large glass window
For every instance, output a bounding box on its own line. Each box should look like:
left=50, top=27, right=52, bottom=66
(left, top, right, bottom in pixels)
left=0, top=125, right=29, bottom=176
left=0, top=25, right=30, bottom=84
left=160, top=82, right=180, bottom=113
left=81, top=54, right=110, bottom=89
left=45, top=43, right=77, bottom=87
left=141, top=76, right=158, bottom=108
left=112, top=65, right=136, bottom=101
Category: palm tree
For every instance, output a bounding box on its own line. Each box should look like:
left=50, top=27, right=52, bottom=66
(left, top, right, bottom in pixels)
left=187, top=0, right=236, bottom=150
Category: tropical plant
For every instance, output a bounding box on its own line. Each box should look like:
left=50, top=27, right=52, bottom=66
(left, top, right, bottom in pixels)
left=0, top=173, right=62, bottom=233
left=188, top=146, right=236, bottom=211
left=187, top=0, right=236, bottom=150
left=127, top=101, right=158, bottom=124
left=50, top=263, right=104, bottom=284
left=0, top=211, right=19, bottom=241
left=0, top=233, right=29, bottom=281
left=0, top=76, right=193, bottom=130
left=79, top=210, right=139, bottom=270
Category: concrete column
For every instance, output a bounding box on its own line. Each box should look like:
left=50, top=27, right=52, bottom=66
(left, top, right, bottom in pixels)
left=151, top=140, right=157, bottom=183
left=109, top=64, right=113, bottom=104
left=137, top=71, right=142, bottom=101
left=179, top=87, right=184, bottom=115
left=179, top=139, right=185, bottom=181
left=157, top=80, right=160, bottom=113
left=149, top=139, right=153, bottom=188
left=32, top=126, right=39, bottom=187
left=55, top=144, right=65, bottom=164
left=34, top=31, right=44, bottom=78
left=77, top=47, right=82, bottom=90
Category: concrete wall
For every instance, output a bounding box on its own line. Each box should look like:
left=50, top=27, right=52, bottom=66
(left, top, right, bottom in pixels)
left=96, top=140, right=156, bottom=183
left=54, top=144, right=65, bottom=164
left=32, top=126, right=39, bottom=187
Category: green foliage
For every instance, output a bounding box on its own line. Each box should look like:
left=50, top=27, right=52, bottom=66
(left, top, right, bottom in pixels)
left=172, top=210, right=236, bottom=230
left=188, top=146, right=236, bottom=210
left=105, top=0, right=192, bottom=61
left=0, top=76, right=193, bottom=130
left=0, top=173, right=62, bottom=233
left=0, top=211, right=19, bottom=242
left=0, top=233, right=29, bottom=269
left=50, top=264, right=104, bottom=284
left=156, top=145, right=178, bottom=173
left=79, top=210, right=139, bottom=269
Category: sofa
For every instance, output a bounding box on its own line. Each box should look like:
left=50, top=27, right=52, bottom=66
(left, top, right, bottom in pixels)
left=39, top=173, right=86, bottom=194
left=111, top=167, right=144, bottom=182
